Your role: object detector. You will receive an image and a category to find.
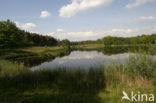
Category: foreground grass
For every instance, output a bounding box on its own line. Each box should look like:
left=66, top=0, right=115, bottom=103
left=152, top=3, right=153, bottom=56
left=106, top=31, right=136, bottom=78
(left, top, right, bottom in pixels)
left=0, top=60, right=104, bottom=103
left=0, top=54, right=156, bottom=103
left=100, top=54, right=156, bottom=103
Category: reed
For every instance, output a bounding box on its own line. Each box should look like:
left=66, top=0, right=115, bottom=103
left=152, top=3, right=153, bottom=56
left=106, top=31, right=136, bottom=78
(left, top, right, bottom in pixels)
left=0, top=54, right=155, bottom=103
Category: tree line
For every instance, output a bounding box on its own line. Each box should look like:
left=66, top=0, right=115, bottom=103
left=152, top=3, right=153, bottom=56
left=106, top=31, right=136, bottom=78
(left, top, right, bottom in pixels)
left=102, top=35, right=156, bottom=45
left=0, top=20, right=69, bottom=48
left=1, top=20, right=156, bottom=48
left=72, top=34, right=156, bottom=45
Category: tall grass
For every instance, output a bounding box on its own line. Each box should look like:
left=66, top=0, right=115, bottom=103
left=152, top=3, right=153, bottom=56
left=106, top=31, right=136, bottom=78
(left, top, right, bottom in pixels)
left=0, top=54, right=156, bottom=103
left=104, top=54, right=156, bottom=89
left=0, top=60, right=28, bottom=77
left=0, top=60, right=105, bottom=103
left=99, top=54, right=156, bottom=103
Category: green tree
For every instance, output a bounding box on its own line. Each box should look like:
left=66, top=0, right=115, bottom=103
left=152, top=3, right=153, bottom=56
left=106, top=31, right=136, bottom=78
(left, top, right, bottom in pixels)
left=61, top=39, right=71, bottom=50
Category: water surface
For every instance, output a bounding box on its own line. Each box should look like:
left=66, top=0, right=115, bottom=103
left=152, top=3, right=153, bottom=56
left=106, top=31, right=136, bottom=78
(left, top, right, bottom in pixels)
left=32, top=46, right=156, bottom=70
left=32, top=50, right=134, bottom=70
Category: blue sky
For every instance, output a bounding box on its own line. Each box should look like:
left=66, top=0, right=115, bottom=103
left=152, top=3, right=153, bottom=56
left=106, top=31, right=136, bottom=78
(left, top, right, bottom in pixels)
left=1, top=0, right=156, bottom=41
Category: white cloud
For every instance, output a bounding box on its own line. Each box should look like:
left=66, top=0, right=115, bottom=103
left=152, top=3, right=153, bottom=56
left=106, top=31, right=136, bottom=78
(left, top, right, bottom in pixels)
left=126, top=0, right=155, bottom=8
left=47, top=32, right=55, bottom=36
left=40, top=11, right=51, bottom=18
left=29, top=31, right=40, bottom=35
left=66, top=29, right=134, bottom=40
left=15, top=22, right=37, bottom=31
left=153, top=28, right=156, bottom=32
left=49, top=29, right=133, bottom=41
left=57, top=28, right=64, bottom=33
left=48, top=26, right=156, bottom=41
left=103, top=29, right=133, bottom=37
left=63, top=31, right=96, bottom=40
left=59, top=0, right=114, bottom=18
left=138, top=16, right=156, bottom=20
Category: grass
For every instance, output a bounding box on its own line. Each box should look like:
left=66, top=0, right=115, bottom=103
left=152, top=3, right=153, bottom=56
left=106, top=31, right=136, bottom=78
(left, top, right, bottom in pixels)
left=0, top=46, right=70, bottom=66
left=0, top=60, right=28, bottom=77
left=0, top=60, right=105, bottom=103
left=105, top=54, right=156, bottom=88
left=0, top=45, right=155, bottom=67
left=0, top=53, right=156, bottom=103
left=100, top=54, right=156, bottom=103
left=0, top=46, right=67, bottom=59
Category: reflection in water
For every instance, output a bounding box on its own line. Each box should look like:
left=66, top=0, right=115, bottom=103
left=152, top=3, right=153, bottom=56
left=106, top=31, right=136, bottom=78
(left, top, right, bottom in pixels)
left=32, top=51, right=134, bottom=70
left=14, top=50, right=71, bottom=67
left=31, top=46, right=156, bottom=70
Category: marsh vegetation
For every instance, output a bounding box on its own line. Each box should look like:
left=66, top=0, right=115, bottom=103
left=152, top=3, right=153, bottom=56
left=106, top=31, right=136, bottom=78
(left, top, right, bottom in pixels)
left=0, top=52, right=156, bottom=103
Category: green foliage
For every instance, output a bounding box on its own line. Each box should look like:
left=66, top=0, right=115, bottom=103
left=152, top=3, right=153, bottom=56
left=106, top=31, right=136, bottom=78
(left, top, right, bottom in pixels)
left=0, top=60, right=105, bottom=103
left=71, top=39, right=103, bottom=45
left=0, top=20, right=58, bottom=48
left=27, top=32, right=58, bottom=46
left=1, top=20, right=155, bottom=48
left=126, top=54, right=156, bottom=78
left=0, top=47, right=70, bottom=67
left=0, top=54, right=155, bottom=103
left=0, top=60, right=28, bottom=77
left=102, top=35, right=156, bottom=45
left=71, top=34, right=156, bottom=46
left=105, top=54, right=156, bottom=89
left=0, top=20, right=24, bottom=48
left=102, top=36, right=130, bottom=45
left=102, top=34, right=156, bottom=45
left=61, top=39, right=71, bottom=50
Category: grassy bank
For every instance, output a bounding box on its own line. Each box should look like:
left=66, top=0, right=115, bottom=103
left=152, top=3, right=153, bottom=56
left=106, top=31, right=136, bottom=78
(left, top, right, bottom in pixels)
left=0, top=46, right=70, bottom=66
left=0, top=54, right=155, bottom=103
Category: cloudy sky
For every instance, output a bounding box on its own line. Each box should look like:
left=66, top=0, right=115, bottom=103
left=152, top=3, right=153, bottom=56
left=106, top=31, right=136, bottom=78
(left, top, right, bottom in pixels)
left=1, top=0, right=156, bottom=41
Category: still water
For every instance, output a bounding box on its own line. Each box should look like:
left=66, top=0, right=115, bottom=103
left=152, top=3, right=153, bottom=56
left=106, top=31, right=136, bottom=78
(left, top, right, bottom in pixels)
left=32, top=50, right=134, bottom=70
left=31, top=46, right=156, bottom=70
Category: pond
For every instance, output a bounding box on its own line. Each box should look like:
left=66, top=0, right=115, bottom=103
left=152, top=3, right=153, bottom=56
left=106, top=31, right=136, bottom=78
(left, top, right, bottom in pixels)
left=32, top=50, right=134, bottom=70
left=31, top=46, right=156, bottom=70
